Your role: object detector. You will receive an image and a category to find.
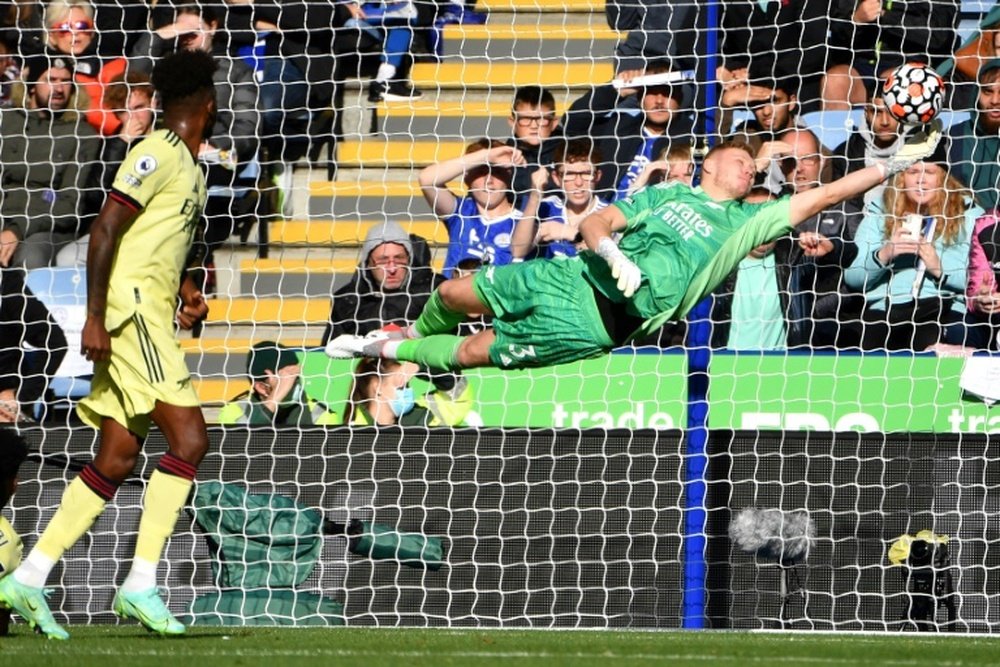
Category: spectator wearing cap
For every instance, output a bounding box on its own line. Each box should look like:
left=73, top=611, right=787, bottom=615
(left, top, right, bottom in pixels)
left=561, top=61, right=695, bottom=202
left=830, top=70, right=906, bottom=212
left=947, top=58, right=1000, bottom=212
left=0, top=53, right=100, bottom=270
left=321, top=221, right=444, bottom=346
left=845, top=138, right=984, bottom=351
left=217, top=341, right=340, bottom=426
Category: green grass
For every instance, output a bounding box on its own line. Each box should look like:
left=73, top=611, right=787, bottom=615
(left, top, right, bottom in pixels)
left=2, top=626, right=999, bottom=667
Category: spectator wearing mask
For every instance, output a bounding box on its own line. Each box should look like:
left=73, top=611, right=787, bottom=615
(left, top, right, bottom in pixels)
left=346, top=357, right=474, bottom=426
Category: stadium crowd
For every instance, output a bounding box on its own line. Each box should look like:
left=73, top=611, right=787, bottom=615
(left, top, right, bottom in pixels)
left=0, top=1, right=998, bottom=425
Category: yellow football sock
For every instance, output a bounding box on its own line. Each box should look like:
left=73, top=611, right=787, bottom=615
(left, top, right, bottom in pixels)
left=34, top=476, right=108, bottom=562
left=133, top=470, right=193, bottom=564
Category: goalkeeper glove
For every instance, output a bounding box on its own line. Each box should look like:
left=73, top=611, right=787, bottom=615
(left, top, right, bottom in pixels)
left=596, top=237, right=641, bottom=298
left=883, top=120, right=943, bottom=175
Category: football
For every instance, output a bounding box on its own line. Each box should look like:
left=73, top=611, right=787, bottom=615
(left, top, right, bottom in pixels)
left=882, top=62, right=945, bottom=126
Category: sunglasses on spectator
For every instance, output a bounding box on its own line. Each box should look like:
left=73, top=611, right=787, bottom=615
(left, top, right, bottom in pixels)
left=53, top=20, right=93, bottom=34
left=512, top=113, right=556, bottom=127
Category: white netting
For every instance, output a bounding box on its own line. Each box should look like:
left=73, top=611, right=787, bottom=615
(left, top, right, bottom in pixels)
left=1, top=0, right=999, bottom=632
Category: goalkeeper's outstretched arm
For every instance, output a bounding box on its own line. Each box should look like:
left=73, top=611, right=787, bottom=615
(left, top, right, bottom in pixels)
left=788, top=121, right=942, bottom=227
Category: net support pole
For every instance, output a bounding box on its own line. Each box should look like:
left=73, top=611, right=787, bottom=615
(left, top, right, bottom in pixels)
left=681, top=0, right=720, bottom=630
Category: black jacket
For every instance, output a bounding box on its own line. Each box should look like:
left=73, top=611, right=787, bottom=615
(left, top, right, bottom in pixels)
left=0, top=269, right=67, bottom=406
left=562, top=83, right=694, bottom=201
left=321, top=267, right=444, bottom=345
left=711, top=202, right=864, bottom=348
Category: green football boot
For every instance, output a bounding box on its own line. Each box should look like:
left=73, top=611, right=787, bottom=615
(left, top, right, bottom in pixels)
left=113, top=588, right=185, bottom=636
left=0, top=576, right=70, bottom=640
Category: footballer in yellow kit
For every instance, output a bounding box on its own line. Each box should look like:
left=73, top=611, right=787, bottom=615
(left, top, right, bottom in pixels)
left=77, top=128, right=207, bottom=437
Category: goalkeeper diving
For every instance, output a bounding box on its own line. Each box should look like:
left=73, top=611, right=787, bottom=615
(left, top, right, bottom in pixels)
left=326, top=125, right=943, bottom=370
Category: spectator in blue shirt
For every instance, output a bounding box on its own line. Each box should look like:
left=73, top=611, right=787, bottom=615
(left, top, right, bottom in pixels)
left=512, top=139, right=607, bottom=261
left=418, top=138, right=523, bottom=277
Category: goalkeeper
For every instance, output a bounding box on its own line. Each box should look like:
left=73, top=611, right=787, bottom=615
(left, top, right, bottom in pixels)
left=326, top=127, right=942, bottom=371
left=0, top=429, right=28, bottom=637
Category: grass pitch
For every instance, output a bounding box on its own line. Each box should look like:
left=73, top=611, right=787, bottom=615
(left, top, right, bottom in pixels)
left=1, top=626, right=998, bottom=667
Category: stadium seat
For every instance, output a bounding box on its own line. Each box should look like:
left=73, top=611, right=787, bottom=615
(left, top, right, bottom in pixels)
left=798, top=109, right=866, bottom=152
left=23, top=267, right=93, bottom=420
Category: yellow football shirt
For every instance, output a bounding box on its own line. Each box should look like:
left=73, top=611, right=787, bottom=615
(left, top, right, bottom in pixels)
left=0, top=515, right=22, bottom=577
left=105, top=129, right=207, bottom=330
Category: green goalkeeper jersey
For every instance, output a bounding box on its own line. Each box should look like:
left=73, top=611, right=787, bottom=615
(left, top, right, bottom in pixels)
left=579, top=181, right=793, bottom=339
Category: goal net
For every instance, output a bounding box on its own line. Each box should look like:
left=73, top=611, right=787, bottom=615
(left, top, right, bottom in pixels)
left=2, top=0, right=999, bottom=631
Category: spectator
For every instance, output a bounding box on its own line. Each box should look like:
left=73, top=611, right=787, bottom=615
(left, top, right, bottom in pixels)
left=345, top=357, right=474, bottom=426
left=764, top=127, right=866, bottom=347
left=720, top=75, right=799, bottom=152
left=844, top=141, right=982, bottom=351
left=347, top=0, right=422, bottom=102
left=966, top=211, right=1000, bottom=350
left=0, top=428, right=28, bottom=635
left=823, top=0, right=958, bottom=110
left=0, top=0, right=45, bottom=55
left=506, top=85, right=560, bottom=200
left=321, top=220, right=444, bottom=345
left=57, top=71, right=156, bottom=267
left=0, top=34, right=19, bottom=107
left=40, top=0, right=128, bottom=137
left=628, top=142, right=695, bottom=194
left=0, top=269, right=68, bottom=423
left=217, top=341, right=339, bottom=426
left=512, top=139, right=607, bottom=261
left=418, top=138, right=523, bottom=278
left=830, top=74, right=905, bottom=212
left=562, top=61, right=695, bottom=202
left=130, top=2, right=260, bottom=254
left=710, top=184, right=790, bottom=349
left=0, top=54, right=100, bottom=269
left=717, top=1, right=829, bottom=111
left=605, top=0, right=696, bottom=73
left=947, top=58, right=1000, bottom=212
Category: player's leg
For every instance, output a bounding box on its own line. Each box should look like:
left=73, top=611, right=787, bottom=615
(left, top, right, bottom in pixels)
left=326, top=274, right=494, bottom=360
left=408, top=275, right=494, bottom=338
left=376, top=328, right=496, bottom=371
left=0, top=418, right=142, bottom=640
left=113, top=402, right=208, bottom=636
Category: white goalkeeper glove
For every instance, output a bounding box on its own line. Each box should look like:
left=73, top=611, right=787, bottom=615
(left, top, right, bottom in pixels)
left=883, top=120, right=943, bottom=175
left=596, top=237, right=641, bottom=298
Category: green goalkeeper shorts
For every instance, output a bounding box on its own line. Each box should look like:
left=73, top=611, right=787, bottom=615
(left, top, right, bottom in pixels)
left=471, top=258, right=615, bottom=369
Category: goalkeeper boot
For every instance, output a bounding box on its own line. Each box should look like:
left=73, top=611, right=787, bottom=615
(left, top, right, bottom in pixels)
left=113, top=588, right=185, bottom=636
left=325, top=331, right=389, bottom=359
left=0, top=576, right=69, bottom=640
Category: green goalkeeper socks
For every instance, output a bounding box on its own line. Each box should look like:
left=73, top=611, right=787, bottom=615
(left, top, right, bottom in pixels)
left=396, top=336, right=464, bottom=371
left=413, top=291, right=466, bottom=337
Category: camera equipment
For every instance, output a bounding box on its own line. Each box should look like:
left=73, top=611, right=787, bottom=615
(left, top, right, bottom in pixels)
left=888, top=531, right=957, bottom=631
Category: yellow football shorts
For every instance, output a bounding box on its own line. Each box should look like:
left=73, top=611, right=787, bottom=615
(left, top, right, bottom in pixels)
left=77, top=310, right=198, bottom=437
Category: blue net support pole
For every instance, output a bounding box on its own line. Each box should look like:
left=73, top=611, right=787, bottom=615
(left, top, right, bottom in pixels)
left=681, top=0, right=720, bottom=629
